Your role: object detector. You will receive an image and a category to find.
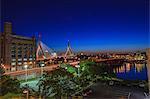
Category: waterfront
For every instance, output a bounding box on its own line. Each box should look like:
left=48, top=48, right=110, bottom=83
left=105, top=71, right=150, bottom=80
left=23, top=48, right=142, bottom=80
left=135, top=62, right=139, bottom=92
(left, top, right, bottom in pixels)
left=1, top=0, right=149, bottom=98
left=113, top=63, right=147, bottom=80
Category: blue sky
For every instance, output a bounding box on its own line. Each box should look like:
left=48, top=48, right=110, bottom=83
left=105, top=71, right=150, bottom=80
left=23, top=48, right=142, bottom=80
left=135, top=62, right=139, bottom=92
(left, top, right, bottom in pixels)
left=1, top=0, right=149, bottom=51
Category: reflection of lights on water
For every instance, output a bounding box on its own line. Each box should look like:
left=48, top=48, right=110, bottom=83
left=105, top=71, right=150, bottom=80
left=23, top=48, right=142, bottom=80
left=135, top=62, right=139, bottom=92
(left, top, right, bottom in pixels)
left=126, top=63, right=130, bottom=72
left=113, top=69, right=116, bottom=73
left=113, top=64, right=126, bottom=73
left=113, top=63, right=145, bottom=73
left=135, top=63, right=144, bottom=72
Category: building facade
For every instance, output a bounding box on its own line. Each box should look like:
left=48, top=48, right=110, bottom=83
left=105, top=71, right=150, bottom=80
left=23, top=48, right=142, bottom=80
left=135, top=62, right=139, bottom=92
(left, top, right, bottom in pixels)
left=0, top=22, right=36, bottom=72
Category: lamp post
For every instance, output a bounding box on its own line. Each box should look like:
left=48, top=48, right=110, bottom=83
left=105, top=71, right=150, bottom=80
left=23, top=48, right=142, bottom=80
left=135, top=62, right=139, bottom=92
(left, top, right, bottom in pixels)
left=23, top=89, right=28, bottom=99
left=75, top=65, right=80, bottom=77
left=24, top=65, right=28, bottom=82
left=41, top=64, right=45, bottom=76
left=65, top=67, right=68, bottom=70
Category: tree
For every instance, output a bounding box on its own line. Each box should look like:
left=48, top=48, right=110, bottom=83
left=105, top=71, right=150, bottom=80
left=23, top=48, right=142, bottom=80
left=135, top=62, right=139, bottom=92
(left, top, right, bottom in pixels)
left=0, top=65, right=20, bottom=96
left=38, top=68, right=79, bottom=98
left=0, top=75, right=20, bottom=95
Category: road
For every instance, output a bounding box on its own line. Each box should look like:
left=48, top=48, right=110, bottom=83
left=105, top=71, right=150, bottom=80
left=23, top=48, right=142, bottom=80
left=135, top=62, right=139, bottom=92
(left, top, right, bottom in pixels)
left=87, top=82, right=146, bottom=99
left=4, top=61, right=79, bottom=76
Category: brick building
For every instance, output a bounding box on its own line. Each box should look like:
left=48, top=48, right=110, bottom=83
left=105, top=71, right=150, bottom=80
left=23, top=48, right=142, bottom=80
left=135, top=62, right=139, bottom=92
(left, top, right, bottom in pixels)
left=0, top=22, right=36, bottom=72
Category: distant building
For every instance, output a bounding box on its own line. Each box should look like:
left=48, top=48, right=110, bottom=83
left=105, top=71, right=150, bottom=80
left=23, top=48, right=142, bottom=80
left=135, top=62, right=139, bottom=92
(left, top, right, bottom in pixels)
left=0, top=22, right=36, bottom=72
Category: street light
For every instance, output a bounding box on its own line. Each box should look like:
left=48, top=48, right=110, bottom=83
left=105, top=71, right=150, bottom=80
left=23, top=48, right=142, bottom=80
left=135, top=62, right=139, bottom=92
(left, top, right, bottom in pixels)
left=75, top=65, right=80, bottom=77
left=41, top=64, right=45, bottom=76
left=23, top=89, right=28, bottom=99
left=24, top=65, right=28, bottom=82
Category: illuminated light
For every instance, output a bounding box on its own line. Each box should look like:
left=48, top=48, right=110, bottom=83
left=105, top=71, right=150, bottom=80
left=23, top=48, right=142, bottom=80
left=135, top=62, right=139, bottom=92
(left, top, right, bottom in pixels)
left=1, top=64, right=5, bottom=69
left=11, top=67, right=16, bottom=71
left=126, top=63, right=130, bottom=72
left=24, top=58, right=27, bottom=61
left=135, top=63, right=144, bottom=72
left=24, top=64, right=28, bottom=68
left=11, top=62, right=16, bottom=65
left=12, top=59, right=16, bottom=61
left=18, top=58, right=22, bottom=61
left=65, top=67, right=67, bottom=69
left=45, top=50, right=48, bottom=52
left=42, top=55, right=46, bottom=59
left=113, top=69, right=116, bottom=73
left=75, top=65, right=80, bottom=68
left=18, top=62, right=22, bottom=65
left=41, top=64, right=44, bottom=67
left=52, top=52, right=57, bottom=57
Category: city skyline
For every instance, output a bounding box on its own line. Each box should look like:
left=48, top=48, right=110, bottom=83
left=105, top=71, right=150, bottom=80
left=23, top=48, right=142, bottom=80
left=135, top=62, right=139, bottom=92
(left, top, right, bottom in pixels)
left=1, top=0, right=149, bottom=51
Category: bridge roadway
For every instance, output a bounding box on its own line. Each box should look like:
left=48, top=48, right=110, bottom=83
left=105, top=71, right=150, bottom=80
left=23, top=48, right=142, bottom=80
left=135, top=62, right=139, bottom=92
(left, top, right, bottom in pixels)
left=95, top=58, right=125, bottom=62
left=4, top=61, right=79, bottom=76
left=4, top=58, right=141, bottom=76
left=4, top=58, right=121, bottom=76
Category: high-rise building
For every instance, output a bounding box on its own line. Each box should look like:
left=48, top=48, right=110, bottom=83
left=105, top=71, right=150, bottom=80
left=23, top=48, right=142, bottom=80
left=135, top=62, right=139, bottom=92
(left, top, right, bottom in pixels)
left=0, top=22, right=36, bottom=72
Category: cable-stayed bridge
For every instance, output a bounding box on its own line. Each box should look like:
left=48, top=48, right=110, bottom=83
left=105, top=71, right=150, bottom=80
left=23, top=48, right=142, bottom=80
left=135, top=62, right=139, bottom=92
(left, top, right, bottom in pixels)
left=36, top=39, right=75, bottom=62
left=36, top=41, right=57, bottom=61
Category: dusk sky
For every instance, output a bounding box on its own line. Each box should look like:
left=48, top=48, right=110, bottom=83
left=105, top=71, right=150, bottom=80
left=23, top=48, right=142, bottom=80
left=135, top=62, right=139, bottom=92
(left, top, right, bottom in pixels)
left=1, top=0, right=149, bottom=51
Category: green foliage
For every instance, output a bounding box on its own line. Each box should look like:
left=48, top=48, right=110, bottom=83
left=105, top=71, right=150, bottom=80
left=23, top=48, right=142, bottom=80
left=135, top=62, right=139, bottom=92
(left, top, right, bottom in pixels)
left=60, top=63, right=68, bottom=68
left=20, top=77, right=38, bottom=83
left=79, top=59, right=95, bottom=71
left=79, top=60, right=115, bottom=76
left=38, top=68, right=79, bottom=98
left=0, top=75, right=20, bottom=96
left=38, top=60, right=117, bottom=97
left=60, top=64, right=77, bottom=74
left=67, top=66, right=76, bottom=73
left=0, top=92, right=21, bottom=99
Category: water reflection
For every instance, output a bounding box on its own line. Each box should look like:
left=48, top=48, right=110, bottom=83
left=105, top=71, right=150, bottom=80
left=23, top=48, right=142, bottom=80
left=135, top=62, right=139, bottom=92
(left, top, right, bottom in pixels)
left=113, top=63, right=147, bottom=80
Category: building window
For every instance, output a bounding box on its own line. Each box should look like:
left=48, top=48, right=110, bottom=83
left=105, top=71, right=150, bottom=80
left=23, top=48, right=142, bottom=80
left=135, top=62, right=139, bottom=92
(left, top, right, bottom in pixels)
left=18, top=58, right=22, bottom=61
left=11, top=62, right=16, bottom=66
left=24, top=58, right=27, bottom=61
left=12, top=59, right=16, bottom=61
left=11, top=54, right=16, bottom=58
left=18, top=62, right=22, bottom=65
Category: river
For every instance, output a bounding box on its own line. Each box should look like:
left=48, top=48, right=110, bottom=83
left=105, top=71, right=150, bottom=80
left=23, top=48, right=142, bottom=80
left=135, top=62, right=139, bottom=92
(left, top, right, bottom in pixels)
left=113, top=63, right=147, bottom=80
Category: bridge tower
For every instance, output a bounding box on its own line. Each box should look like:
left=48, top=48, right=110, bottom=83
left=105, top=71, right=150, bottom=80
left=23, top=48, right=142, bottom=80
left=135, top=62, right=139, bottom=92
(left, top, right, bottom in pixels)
left=36, top=34, right=45, bottom=60
left=64, top=40, right=74, bottom=62
left=36, top=33, right=57, bottom=66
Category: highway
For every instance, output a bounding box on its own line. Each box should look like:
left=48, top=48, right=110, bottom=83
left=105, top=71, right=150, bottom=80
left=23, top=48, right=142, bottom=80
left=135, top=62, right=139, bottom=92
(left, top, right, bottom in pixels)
left=4, top=61, right=79, bottom=76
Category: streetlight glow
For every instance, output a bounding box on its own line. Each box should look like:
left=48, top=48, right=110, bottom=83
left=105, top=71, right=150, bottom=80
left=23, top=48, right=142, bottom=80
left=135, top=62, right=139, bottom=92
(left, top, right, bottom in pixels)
left=75, top=65, right=80, bottom=77
left=41, top=64, right=45, bottom=76
left=24, top=64, right=28, bottom=82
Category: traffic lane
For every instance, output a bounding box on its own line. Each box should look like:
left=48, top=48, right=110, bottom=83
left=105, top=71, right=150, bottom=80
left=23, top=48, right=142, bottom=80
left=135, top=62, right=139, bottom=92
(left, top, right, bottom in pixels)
left=4, top=64, right=59, bottom=76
